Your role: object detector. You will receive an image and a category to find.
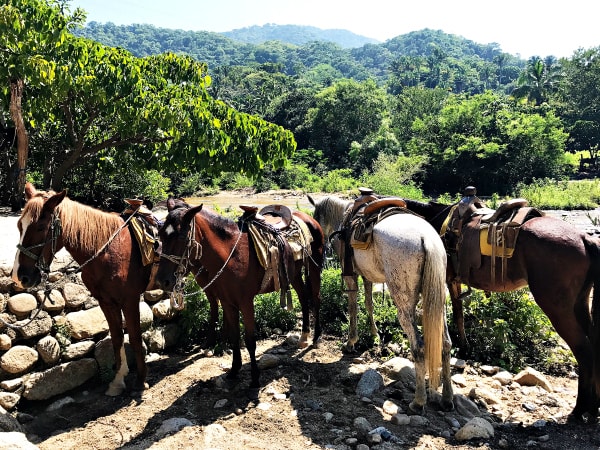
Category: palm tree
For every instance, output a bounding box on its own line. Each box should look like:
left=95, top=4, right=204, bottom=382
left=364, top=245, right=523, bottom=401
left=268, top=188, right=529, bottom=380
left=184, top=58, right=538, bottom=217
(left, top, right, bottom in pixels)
left=511, top=56, right=562, bottom=105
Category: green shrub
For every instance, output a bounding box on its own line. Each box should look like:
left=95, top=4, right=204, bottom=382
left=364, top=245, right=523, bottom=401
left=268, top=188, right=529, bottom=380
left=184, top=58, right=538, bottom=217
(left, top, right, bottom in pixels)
left=515, top=178, right=600, bottom=210
left=253, top=292, right=298, bottom=339
left=453, top=288, right=572, bottom=373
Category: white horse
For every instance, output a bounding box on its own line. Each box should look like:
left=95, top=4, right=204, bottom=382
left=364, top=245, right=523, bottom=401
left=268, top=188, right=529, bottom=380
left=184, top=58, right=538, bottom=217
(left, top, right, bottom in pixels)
left=308, top=195, right=454, bottom=413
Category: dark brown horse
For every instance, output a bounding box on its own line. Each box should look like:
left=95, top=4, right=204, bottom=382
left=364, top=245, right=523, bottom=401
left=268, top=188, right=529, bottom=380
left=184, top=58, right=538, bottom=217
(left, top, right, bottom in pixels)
left=401, top=197, right=600, bottom=422
left=11, top=183, right=154, bottom=396
left=155, top=198, right=324, bottom=390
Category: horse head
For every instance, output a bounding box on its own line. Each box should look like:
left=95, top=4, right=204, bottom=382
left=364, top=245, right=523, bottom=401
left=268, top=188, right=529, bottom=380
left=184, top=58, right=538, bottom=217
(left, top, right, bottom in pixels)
left=12, top=182, right=67, bottom=288
left=156, top=197, right=203, bottom=291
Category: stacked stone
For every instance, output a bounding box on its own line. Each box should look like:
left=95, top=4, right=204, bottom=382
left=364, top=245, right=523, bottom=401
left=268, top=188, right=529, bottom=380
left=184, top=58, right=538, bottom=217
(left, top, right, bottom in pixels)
left=0, top=253, right=181, bottom=412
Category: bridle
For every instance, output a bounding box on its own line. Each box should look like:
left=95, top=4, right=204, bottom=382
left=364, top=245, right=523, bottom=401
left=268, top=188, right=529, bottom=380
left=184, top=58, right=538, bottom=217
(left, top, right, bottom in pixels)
left=16, top=211, right=62, bottom=282
left=160, top=213, right=244, bottom=310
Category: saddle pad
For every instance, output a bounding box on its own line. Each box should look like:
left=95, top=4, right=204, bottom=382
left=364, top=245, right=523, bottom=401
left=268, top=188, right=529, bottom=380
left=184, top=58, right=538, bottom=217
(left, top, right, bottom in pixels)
left=130, top=216, right=158, bottom=266
left=248, top=217, right=313, bottom=269
left=479, top=226, right=515, bottom=258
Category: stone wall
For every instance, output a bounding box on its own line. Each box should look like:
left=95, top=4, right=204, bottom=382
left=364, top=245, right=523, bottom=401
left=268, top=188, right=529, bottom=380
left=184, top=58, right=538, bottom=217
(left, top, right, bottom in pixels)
left=0, top=252, right=181, bottom=412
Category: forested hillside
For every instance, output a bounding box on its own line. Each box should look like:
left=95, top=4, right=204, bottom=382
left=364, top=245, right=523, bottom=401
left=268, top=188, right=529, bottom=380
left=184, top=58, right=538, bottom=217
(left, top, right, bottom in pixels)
left=222, top=23, right=379, bottom=48
left=72, top=23, right=525, bottom=91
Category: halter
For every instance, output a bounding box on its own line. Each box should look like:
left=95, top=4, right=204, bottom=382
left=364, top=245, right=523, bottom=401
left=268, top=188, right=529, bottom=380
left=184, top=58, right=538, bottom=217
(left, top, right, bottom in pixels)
left=16, top=211, right=62, bottom=280
left=161, top=215, right=245, bottom=310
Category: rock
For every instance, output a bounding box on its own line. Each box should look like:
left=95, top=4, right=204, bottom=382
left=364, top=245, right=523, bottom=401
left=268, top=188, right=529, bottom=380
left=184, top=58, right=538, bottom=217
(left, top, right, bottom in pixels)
left=493, top=370, right=513, bottom=386
left=451, top=373, right=467, bottom=387
left=480, top=365, right=499, bottom=375
left=46, top=396, right=75, bottom=412
left=455, top=417, right=494, bottom=441
left=355, top=368, right=384, bottom=398
left=22, top=358, right=97, bottom=401
left=144, top=289, right=164, bottom=303
left=7, top=293, right=37, bottom=317
left=36, top=336, right=61, bottom=365
left=0, top=432, right=36, bottom=449
left=15, top=311, right=52, bottom=339
left=62, top=340, right=95, bottom=360
left=142, top=323, right=180, bottom=352
left=0, top=407, right=24, bottom=433
left=453, top=394, right=482, bottom=419
left=379, top=357, right=415, bottom=384
left=0, top=334, right=12, bottom=351
left=353, top=417, right=372, bottom=439
left=258, top=353, right=280, bottom=370
left=151, top=299, right=176, bottom=320
left=66, top=306, right=109, bottom=339
left=469, top=386, right=502, bottom=405
left=37, top=289, right=65, bottom=313
left=513, top=367, right=553, bottom=392
left=62, top=282, right=91, bottom=308
left=382, top=399, right=400, bottom=415
left=391, top=413, right=410, bottom=425
left=0, top=392, right=20, bottom=410
left=0, top=346, right=38, bottom=375
left=0, top=378, right=22, bottom=392
left=155, top=417, right=193, bottom=438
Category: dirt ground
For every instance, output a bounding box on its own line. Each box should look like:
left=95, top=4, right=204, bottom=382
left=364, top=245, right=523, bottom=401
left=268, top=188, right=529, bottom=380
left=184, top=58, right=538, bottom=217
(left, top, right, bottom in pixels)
left=5, top=190, right=600, bottom=449
left=17, top=335, right=600, bottom=450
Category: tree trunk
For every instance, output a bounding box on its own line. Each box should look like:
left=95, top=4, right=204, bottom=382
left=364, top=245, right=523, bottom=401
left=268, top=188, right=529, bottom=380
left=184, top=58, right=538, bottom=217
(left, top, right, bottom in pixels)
left=9, top=78, right=29, bottom=212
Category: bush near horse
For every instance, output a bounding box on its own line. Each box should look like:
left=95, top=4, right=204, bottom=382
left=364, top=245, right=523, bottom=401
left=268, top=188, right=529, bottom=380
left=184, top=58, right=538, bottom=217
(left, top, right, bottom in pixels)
left=0, top=257, right=180, bottom=409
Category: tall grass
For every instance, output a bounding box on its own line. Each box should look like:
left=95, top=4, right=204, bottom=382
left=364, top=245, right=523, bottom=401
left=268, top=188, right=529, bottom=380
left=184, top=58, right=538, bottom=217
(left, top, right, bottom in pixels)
left=515, top=178, right=600, bottom=210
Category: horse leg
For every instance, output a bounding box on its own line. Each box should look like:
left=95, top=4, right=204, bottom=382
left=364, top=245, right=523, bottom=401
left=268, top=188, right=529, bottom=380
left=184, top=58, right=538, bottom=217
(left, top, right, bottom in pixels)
left=534, top=290, right=597, bottom=421
left=308, top=263, right=322, bottom=348
left=393, top=298, right=427, bottom=414
left=123, top=300, right=148, bottom=392
left=206, top=293, right=219, bottom=349
left=221, top=303, right=243, bottom=381
left=240, top=303, right=260, bottom=390
left=362, top=277, right=379, bottom=343
left=343, top=275, right=359, bottom=352
left=99, top=301, right=129, bottom=396
left=292, top=277, right=311, bottom=349
left=448, top=281, right=469, bottom=357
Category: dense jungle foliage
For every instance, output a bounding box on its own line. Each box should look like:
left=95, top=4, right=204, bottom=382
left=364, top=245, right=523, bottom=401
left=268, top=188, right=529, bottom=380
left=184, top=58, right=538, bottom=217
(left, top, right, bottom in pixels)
left=2, top=0, right=600, bottom=209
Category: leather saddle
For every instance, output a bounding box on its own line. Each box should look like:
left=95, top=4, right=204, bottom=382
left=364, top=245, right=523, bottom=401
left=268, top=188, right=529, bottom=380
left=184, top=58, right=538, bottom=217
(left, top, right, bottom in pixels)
left=446, top=197, right=543, bottom=284
left=240, top=204, right=292, bottom=230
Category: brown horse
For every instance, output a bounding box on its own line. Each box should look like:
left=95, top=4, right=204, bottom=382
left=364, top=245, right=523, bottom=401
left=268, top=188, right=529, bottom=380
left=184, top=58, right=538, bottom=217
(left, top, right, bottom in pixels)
left=11, top=183, right=154, bottom=396
left=155, top=198, right=324, bottom=390
left=401, top=197, right=600, bottom=422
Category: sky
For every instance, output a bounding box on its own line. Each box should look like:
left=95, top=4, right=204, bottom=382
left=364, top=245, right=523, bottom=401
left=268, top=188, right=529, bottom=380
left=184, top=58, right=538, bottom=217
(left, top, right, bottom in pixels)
left=69, top=0, right=599, bottom=59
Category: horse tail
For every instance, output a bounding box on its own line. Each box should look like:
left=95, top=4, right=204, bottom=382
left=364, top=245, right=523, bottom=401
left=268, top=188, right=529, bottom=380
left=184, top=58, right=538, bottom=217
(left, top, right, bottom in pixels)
left=420, top=234, right=447, bottom=391
left=585, top=236, right=600, bottom=395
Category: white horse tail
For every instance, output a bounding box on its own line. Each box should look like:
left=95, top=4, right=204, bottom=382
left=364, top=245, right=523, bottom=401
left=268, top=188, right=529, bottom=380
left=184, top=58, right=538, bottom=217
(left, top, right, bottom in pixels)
left=420, top=235, right=447, bottom=391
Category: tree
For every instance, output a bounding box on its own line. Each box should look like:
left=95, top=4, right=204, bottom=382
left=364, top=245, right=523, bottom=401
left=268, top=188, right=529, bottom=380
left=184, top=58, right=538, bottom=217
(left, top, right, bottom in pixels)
left=304, top=78, right=388, bottom=171
left=511, top=56, right=562, bottom=106
left=0, top=0, right=85, bottom=209
left=556, top=47, right=600, bottom=160
left=406, top=92, right=568, bottom=194
left=1, top=1, right=297, bottom=206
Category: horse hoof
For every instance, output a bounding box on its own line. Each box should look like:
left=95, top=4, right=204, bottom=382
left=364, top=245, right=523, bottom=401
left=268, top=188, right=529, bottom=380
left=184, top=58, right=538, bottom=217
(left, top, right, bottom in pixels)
left=408, top=401, right=425, bottom=416
left=441, top=399, right=455, bottom=412
left=342, top=344, right=356, bottom=354
left=105, top=382, right=125, bottom=397
left=247, top=387, right=259, bottom=401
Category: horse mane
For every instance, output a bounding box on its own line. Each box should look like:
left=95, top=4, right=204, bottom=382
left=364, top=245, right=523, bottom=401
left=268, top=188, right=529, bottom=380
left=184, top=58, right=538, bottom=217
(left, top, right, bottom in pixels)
left=57, top=197, right=124, bottom=254
left=320, top=196, right=351, bottom=223
left=197, top=206, right=238, bottom=241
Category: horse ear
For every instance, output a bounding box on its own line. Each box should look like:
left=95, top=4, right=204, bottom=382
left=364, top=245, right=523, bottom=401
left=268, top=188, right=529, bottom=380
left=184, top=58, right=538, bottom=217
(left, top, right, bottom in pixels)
left=307, top=194, right=315, bottom=206
left=24, top=182, right=36, bottom=200
left=183, top=204, right=203, bottom=225
left=43, top=189, right=67, bottom=213
left=167, top=196, right=176, bottom=211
